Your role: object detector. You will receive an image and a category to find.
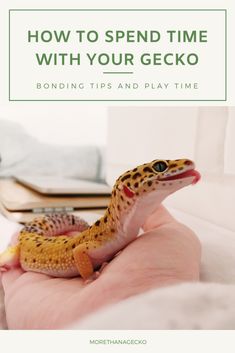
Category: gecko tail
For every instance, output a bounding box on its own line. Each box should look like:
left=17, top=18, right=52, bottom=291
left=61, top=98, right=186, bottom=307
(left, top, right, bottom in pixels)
left=0, top=245, right=20, bottom=271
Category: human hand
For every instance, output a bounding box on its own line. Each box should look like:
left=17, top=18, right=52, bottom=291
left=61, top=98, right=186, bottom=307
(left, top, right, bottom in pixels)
left=2, top=206, right=201, bottom=329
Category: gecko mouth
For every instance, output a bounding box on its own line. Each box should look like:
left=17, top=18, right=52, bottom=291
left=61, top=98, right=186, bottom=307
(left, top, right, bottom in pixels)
left=160, top=169, right=201, bottom=185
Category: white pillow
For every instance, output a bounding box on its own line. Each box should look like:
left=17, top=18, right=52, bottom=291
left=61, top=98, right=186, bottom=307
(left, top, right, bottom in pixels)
left=0, top=119, right=102, bottom=180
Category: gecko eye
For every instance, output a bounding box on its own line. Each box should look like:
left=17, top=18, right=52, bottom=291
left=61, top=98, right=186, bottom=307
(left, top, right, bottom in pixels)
left=152, top=161, right=168, bottom=173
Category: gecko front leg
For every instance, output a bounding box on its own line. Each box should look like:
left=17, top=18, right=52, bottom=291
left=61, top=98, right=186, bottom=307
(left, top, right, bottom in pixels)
left=73, top=240, right=103, bottom=281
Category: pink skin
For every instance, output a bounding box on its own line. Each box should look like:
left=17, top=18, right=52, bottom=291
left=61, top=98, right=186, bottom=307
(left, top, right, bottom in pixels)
left=1, top=206, right=201, bottom=329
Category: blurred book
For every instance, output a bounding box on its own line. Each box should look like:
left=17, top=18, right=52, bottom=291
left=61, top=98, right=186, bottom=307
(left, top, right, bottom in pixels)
left=0, top=202, right=105, bottom=224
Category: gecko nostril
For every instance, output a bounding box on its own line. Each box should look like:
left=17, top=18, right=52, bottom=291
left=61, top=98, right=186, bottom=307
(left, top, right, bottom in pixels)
left=184, top=160, right=192, bottom=166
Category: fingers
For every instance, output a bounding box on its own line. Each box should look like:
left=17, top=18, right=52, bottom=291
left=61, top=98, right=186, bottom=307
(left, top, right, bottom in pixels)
left=1, top=268, right=24, bottom=289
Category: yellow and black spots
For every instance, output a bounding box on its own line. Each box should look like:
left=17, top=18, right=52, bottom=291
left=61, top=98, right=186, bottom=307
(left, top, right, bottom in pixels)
left=112, top=158, right=195, bottom=196
left=88, top=216, right=114, bottom=244
left=19, top=232, right=88, bottom=274
left=13, top=158, right=198, bottom=279
left=85, top=161, right=194, bottom=238
left=19, top=213, right=89, bottom=239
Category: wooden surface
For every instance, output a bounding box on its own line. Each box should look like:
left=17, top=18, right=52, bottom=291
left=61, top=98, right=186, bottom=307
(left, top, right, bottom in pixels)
left=0, top=179, right=110, bottom=211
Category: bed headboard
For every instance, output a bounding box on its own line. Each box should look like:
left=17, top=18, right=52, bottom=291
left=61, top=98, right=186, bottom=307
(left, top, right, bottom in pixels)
left=106, top=107, right=235, bottom=232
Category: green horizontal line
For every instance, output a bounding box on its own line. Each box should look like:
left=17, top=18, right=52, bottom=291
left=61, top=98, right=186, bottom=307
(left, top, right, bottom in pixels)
left=9, top=9, right=226, bottom=11
left=103, top=71, right=133, bottom=74
left=9, top=99, right=227, bottom=102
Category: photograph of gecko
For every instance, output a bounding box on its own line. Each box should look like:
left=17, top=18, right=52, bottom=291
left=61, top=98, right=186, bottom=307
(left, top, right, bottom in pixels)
left=0, top=106, right=234, bottom=330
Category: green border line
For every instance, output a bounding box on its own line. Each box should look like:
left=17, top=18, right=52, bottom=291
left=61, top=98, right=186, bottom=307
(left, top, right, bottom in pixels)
left=9, top=9, right=226, bottom=11
left=8, top=9, right=227, bottom=102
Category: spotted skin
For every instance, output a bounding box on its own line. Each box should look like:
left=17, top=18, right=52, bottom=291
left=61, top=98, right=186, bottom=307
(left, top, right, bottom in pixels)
left=18, top=214, right=90, bottom=277
left=20, top=213, right=89, bottom=238
left=0, top=159, right=200, bottom=280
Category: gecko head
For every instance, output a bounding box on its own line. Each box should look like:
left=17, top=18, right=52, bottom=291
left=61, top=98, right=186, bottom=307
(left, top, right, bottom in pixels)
left=116, top=158, right=201, bottom=200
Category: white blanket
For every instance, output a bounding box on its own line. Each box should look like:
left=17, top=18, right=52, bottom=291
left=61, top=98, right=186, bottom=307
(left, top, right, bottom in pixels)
left=74, top=282, right=235, bottom=329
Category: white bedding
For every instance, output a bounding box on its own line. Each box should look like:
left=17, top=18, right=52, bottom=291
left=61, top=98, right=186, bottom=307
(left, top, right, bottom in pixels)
left=74, top=282, right=235, bottom=330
